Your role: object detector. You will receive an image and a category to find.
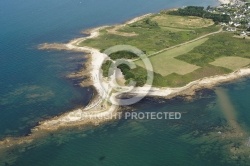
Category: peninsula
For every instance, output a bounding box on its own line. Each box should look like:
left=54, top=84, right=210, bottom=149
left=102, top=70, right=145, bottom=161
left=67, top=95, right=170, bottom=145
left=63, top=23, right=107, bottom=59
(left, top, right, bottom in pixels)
left=37, top=5, right=250, bottom=129
left=1, top=1, right=250, bottom=159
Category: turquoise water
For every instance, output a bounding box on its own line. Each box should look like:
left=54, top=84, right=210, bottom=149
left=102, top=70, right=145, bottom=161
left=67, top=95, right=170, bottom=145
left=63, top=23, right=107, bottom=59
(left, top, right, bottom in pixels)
left=3, top=0, right=250, bottom=165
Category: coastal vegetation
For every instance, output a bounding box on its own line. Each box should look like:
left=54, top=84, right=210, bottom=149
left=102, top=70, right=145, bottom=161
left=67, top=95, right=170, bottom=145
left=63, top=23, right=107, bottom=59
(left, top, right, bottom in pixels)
left=101, top=59, right=149, bottom=86
left=129, top=18, right=159, bottom=29
left=117, top=64, right=148, bottom=86
left=107, top=51, right=139, bottom=60
left=101, top=60, right=114, bottom=77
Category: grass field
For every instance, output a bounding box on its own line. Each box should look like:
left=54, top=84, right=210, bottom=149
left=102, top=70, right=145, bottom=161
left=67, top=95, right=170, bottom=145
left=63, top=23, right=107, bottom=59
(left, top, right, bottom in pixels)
left=80, top=13, right=219, bottom=54
left=135, top=38, right=208, bottom=76
left=129, top=64, right=231, bottom=87
left=151, top=15, right=214, bottom=29
left=161, top=26, right=193, bottom=32
left=210, top=56, right=250, bottom=70
left=132, top=33, right=250, bottom=87
left=176, top=33, right=250, bottom=66
left=162, top=65, right=231, bottom=87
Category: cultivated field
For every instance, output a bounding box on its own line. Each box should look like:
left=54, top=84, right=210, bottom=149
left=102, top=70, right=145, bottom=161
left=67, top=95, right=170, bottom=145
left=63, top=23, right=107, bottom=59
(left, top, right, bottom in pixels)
left=151, top=15, right=214, bottom=29
left=210, top=56, right=250, bottom=70
left=176, top=33, right=250, bottom=66
left=135, top=38, right=208, bottom=76
left=134, top=33, right=250, bottom=87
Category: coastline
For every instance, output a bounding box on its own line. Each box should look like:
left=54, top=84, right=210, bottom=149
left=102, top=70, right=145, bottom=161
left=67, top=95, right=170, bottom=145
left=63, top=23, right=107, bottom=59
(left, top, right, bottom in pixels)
left=1, top=5, right=250, bottom=149
left=34, top=8, right=250, bottom=131
left=130, top=68, right=250, bottom=98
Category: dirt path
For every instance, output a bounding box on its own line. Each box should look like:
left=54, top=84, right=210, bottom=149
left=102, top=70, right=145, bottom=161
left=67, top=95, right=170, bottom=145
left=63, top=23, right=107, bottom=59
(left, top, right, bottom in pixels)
left=134, top=27, right=223, bottom=61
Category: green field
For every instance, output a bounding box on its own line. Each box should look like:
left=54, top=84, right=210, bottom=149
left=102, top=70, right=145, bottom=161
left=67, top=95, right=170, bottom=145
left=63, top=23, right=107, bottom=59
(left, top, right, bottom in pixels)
left=176, top=33, right=250, bottom=66
left=134, top=33, right=250, bottom=87
left=210, top=56, right=250, bottom=70
left=160, top=26, right=193, bottom=32
left=162, top=65, right=231, bottom=87
left=80, top=13, right=219, bottom=55
left=158, top=33, right=250, bottom=87
left=151, top=14, right=214, bottom=29
left=135, top=38, right=208, bottom=76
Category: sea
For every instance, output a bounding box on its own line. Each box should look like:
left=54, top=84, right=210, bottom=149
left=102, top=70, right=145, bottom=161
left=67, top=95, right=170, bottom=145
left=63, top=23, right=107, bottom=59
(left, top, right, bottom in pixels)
left=1, top=0, right=250, bottom=165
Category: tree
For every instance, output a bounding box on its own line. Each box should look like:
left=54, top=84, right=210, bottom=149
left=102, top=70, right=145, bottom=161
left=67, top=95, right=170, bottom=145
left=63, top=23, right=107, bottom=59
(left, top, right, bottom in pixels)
left=168, top=6, right=231, bottom=23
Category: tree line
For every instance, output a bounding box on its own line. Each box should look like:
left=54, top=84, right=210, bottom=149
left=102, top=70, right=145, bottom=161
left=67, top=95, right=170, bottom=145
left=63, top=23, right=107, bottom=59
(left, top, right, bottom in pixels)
left=168, top=6, right=231, bottom=23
